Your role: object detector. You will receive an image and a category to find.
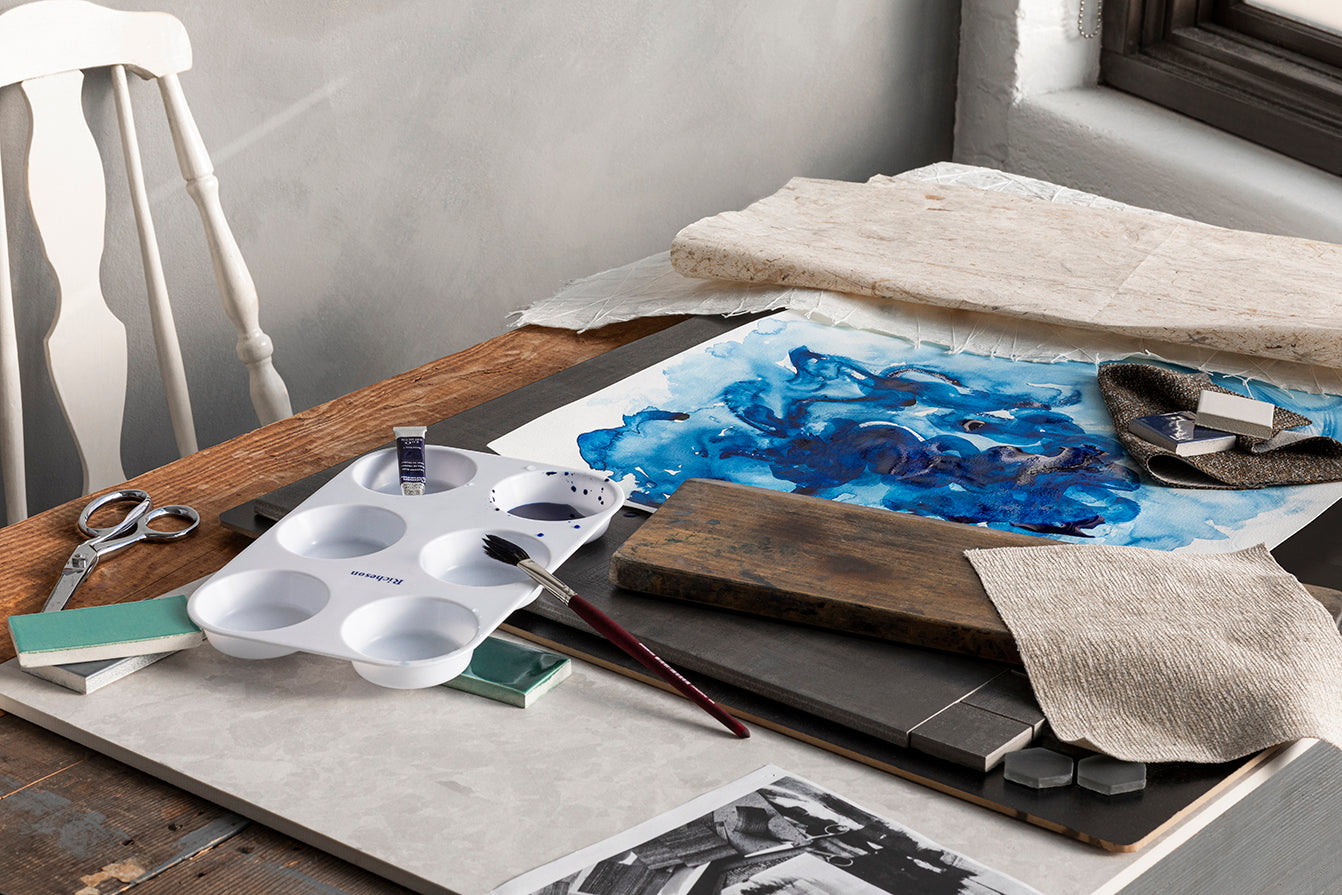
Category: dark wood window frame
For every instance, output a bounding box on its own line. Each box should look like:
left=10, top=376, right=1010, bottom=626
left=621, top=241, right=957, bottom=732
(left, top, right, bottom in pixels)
left=1101, top=0, right=1342, bottom=176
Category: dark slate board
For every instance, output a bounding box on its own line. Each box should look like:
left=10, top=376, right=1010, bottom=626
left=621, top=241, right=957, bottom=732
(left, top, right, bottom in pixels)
left=220, top=315, right=1328, bottom=852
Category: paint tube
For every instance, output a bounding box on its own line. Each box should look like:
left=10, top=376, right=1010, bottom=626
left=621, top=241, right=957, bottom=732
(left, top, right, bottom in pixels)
left=393, top=426, right=427, bottom=495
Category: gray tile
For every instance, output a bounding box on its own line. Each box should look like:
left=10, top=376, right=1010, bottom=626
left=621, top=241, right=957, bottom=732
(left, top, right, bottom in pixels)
left=636, top=621, right=1005, bottom=748
left=908, top=702, right=1035, bottom=772
left=962, top=670, right=1047, bottom=734
left=1077, top=755, right=1147, bottom=796
left=1004, top=748, right=1074, bottom=789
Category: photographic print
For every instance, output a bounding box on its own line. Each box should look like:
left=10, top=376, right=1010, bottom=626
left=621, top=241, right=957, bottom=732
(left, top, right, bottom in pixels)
left=491, top=312, right=1342, bottom=551
left=491, top=766, right=1041, bottom=895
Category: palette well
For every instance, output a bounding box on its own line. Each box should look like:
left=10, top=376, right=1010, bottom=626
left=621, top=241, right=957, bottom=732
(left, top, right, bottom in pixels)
left=189, top=446, right=621, bottom=689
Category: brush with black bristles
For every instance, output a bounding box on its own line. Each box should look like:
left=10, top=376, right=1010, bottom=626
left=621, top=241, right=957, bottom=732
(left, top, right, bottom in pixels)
left=482, top=534, right=749, bottom=738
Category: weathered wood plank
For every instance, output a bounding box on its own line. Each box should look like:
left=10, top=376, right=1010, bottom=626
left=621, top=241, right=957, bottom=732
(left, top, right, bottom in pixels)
left=0, top=713, right=93, bottom=797
left=610, top=479, right=1342, bottom=664
left=0, top=716, right=408, bottom=894
left=128, top=824, right=415, bottom=895
left=0, top=752, right=246, bottom=895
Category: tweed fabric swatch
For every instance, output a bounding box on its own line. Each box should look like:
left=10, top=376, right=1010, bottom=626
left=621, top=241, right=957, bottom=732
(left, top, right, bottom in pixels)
left=1097, top=362, right=1342, bottom=488
left=966, top=544, right=1342, bottom=763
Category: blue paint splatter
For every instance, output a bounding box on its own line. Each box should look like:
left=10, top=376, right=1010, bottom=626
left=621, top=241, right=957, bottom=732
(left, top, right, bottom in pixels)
left=570, top=317, right=1342, bottom=549
left=579, top=345, right=1138, bottom=537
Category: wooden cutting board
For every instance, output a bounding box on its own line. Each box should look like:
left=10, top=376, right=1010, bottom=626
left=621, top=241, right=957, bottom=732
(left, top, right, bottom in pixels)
left=609, top=479, right=1342, bottom=664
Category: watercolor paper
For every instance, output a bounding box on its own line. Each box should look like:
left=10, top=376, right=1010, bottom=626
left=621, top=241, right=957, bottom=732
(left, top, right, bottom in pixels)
left=489, top=312, right=1342, bottom=552
left=490, top=765, right=1043, bottom=895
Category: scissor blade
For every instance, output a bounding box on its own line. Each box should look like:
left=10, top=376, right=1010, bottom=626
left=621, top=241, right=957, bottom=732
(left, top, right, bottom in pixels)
left=41, top=544, right=99, bottom=612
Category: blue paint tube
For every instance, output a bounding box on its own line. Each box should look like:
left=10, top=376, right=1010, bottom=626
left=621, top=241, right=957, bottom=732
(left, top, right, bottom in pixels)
left=393, top=426, right=427, bottom=495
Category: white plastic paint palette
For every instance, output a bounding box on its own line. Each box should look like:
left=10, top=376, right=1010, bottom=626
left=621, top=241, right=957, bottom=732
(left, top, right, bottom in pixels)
left=188, top=447, right=622, bottom=689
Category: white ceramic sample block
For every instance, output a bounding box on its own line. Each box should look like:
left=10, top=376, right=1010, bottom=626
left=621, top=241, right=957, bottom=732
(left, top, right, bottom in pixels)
left=1195, top=390, right=1276, bottom=439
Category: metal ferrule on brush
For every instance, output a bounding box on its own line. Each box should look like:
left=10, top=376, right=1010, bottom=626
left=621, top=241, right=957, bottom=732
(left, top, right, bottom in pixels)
left=518, top=558, right=577, bottom=605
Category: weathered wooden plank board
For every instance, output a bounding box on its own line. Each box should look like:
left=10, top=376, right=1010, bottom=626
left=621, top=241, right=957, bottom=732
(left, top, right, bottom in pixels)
left=610, top=479, right=1342, bottom=664
left=0, top=773, right=245, bottom=890
left=0, top=713, right=410, bottom=894
left=0, top=712, right=93, bottom=796
left=0, top=738, right=247, bottom=894
left=128, top=824, right=415, bottom=895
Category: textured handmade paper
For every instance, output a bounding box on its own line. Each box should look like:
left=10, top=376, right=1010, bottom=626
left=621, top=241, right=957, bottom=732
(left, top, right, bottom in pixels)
left=513, top=163, right=1342, bottom=396
left=669, top=175, right=1342, bottom=369
left=965, top=543, right=1342, bottom=763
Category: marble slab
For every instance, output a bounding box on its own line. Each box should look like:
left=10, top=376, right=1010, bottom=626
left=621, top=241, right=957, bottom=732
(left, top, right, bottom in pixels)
left=0, top=636, right=1155, bottom=895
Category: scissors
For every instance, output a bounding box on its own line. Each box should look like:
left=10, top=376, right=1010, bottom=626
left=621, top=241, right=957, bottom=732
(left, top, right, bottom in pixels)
left=42, top=488, right=200, bottom=613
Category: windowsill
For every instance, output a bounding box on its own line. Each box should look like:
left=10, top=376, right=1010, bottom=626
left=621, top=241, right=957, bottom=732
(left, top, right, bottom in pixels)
left=995, top=85, right=1342, bottom=243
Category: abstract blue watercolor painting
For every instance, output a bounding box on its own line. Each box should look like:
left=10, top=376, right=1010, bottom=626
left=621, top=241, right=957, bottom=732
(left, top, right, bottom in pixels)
left=490, top=313, right=1342, bottom=551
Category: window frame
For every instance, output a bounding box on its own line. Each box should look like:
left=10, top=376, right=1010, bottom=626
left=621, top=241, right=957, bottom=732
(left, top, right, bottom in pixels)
left=1100, top=0, right=1342, bottom=176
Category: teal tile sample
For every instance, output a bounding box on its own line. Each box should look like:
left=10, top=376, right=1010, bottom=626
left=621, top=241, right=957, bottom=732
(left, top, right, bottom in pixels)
left=445, top=636, right=571, bottom=707
left=9, top=594, right=202, bottom=668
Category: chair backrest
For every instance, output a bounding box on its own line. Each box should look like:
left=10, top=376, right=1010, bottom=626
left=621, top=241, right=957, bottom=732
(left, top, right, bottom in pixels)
left=0, top=0, right=291, bottom=523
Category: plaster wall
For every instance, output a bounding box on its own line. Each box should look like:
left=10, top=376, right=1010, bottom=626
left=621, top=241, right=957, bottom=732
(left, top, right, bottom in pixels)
left=955, top=0, right=1342, bottom=243
left=0, top=1, right=960, bottom=519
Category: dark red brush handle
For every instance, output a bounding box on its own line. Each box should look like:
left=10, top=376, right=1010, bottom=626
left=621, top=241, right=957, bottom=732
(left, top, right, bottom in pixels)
left=566, top=594, right=750, bottom=738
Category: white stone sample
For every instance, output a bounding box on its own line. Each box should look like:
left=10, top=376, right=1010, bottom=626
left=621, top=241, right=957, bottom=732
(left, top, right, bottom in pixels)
left=1195, top=389, right=1277, bottom=439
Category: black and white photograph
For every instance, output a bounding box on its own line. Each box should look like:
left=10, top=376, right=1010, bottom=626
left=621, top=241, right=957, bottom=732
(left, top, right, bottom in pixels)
left=495, top=767, right=1041, bottom=895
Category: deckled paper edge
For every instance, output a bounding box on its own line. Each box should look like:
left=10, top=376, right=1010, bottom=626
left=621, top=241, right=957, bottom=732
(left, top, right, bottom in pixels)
left=509, top=164, right=1342, bottom=395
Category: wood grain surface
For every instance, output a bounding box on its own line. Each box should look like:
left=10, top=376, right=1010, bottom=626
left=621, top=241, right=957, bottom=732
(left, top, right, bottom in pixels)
left=0, top=317, right=675, bottom=894
left=610, top=479, right=1342, bottom=664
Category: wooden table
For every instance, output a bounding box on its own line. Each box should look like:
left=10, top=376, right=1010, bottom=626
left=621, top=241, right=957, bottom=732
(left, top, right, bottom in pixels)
left=2, top=315, right=1340, bottom=895
left=0, top=318, right=678, bottom=894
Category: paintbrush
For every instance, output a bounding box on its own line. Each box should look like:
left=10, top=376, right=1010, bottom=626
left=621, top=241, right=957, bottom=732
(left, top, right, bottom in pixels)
left=481, top=534, right=750, bottom=738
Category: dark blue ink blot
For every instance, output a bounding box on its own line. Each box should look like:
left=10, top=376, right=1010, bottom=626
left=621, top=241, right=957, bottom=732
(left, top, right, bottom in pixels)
left=577, top=345, right=1141, bottom=538
left=510, top=502, right=583, bottom=521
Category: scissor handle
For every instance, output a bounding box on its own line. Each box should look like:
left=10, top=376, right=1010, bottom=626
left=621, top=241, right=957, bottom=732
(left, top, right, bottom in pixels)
left=77, top=488, right=152, bottom=539
left=77, top=489, right=199, bottom=553
left=137, top=504, right=200, bottom=541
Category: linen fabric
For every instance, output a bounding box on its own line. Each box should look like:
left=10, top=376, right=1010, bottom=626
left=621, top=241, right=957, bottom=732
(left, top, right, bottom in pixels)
left=965, top=543, right=1342, bottom=763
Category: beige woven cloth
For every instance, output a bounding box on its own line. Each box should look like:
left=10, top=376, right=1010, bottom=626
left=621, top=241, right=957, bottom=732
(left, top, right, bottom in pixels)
left=965, top=544, right=1342, bottom=763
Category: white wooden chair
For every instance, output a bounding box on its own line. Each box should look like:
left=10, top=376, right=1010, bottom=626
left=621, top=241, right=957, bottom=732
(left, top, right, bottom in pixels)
left=0, top=0, right=291, bottom=522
